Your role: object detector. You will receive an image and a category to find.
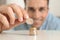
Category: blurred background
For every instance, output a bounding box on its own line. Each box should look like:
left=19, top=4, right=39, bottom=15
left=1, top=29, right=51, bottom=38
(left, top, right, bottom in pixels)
left=0, top=0, right=60, bottom=17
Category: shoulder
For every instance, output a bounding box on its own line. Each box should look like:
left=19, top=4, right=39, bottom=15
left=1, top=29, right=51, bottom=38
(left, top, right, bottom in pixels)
left=46, top=13, right=60, bottom=30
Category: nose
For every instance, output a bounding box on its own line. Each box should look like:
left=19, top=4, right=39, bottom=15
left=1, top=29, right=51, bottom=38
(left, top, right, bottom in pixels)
left=33, top=10, right=42, bottom=19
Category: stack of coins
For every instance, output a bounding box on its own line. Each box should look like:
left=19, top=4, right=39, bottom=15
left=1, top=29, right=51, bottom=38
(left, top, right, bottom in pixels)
left=26, top=18, right=37, bottom=36
left=29, top=27, right=37, bottom=36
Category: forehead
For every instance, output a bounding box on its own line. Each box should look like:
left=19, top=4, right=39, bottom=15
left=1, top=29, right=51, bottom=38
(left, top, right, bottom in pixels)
left=26, top=0, right=47, bottom=8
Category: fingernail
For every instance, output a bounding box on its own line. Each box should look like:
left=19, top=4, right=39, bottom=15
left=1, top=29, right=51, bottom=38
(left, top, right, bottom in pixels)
left=26, top=15, right=29, bottom=19
left=19, top=18, right=23, bottom=22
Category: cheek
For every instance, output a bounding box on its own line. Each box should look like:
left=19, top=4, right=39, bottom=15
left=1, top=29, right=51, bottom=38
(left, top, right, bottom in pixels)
left=42, top=12, right=48, bottom=18
left=43, top=13, right=47, bottom=18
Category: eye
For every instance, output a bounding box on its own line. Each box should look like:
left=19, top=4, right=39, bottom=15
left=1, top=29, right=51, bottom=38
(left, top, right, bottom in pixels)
left=28, top=7, right=35, bottom=12
left=39, top=7, right=45, bottom=12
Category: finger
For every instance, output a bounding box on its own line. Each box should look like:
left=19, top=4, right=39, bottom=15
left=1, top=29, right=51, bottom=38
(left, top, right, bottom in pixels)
left=19, top=6, right=29, bottom=19
left=6, top=7, right=15, bottom=24
left=0, top=13, right=9, bottom=28
left=9, top=4, right=23, bottom=22
left=0, top=5, right=15, bottom=25
left=8, top=19, right=26, bottom=30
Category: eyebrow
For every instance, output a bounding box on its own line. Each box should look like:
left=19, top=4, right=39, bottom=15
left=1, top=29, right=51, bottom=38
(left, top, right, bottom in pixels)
left=28, top=7, right=35, bottom=10
left=27, top=6, right=48, bottom=11
left=39, top=7, right=45, bottom=9
left=28, top=6, right=47, bottom=9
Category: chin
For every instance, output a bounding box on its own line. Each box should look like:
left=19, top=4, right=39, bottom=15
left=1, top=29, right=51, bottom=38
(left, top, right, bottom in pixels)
left=32, top=23, right=42, bottom=28
left=32, top=21, right=43, bottom=28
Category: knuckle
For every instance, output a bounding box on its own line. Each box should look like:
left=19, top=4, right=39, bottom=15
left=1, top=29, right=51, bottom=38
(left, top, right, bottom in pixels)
left=6, top=7, right=11, bottom=11
left=2, top=15, right=7, bottom=20
left=10, top=4, right=17, bottom=7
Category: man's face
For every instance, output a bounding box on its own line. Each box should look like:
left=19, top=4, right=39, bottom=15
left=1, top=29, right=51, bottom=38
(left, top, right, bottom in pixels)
left=26, top=0, right=49, bottom=28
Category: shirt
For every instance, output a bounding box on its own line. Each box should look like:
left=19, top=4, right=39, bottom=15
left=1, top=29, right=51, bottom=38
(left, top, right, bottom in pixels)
left=13, top=13, right=60, bottom=30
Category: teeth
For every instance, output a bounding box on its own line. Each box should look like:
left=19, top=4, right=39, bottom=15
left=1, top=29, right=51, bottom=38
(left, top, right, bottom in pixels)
left=26, top=18, right=33, bottom=25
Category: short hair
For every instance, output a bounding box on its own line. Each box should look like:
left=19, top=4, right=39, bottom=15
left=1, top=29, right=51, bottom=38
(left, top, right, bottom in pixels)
left=24, top=0, right=49, bottom=5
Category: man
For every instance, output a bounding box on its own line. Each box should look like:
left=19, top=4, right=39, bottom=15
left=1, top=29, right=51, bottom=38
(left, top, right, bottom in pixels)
left=0, top=0, right=60, bottom=31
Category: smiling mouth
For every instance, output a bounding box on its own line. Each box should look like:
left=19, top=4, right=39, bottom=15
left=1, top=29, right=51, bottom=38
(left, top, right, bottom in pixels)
left=33, top=20, right=43, bottom=25
left=32, top=19, right=44, bottom=26
left=32, top=18, right=44, bottom=21
left=31, top=18, right=44, bottom=25
left=33, top=19, right=44, bottom=22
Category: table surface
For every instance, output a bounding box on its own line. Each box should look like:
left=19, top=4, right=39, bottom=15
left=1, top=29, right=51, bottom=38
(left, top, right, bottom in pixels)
left=0, top=30, right=60, bottom=40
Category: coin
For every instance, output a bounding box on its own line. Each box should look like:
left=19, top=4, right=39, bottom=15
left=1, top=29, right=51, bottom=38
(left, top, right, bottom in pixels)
left=29, top=27, right=37, bottom=36
left=26, top=18, right=33, bottom=25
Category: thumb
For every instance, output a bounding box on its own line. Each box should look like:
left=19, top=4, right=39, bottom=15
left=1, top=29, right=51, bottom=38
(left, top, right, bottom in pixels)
left=9, top=19, right=26, bottom=29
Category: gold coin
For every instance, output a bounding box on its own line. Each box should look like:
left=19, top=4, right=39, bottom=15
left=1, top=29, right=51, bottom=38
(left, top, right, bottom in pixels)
left=26, top=18, right=33, bottom=25
left=29, top=27, right=37, bottom=36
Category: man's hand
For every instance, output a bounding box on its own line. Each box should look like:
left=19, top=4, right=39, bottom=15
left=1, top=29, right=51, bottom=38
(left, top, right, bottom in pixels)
left=0, top=4, right=29, bottom=31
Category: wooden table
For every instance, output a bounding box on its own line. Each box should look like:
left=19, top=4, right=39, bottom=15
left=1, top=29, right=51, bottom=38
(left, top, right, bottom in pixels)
left=0, top=30, right=60, bottom=40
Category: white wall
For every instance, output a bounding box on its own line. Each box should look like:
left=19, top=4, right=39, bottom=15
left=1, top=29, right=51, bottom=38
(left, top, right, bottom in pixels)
left=0, top=0, right=25, bottom=8
left=0, top=0, right=60, bottom=17
left=6, top=0, right=25, bottom=8
left=49, top=0, right=60, bottom=17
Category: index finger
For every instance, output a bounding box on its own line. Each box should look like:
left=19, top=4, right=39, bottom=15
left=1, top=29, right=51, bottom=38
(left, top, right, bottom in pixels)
left=18, top=6, right=29, bottom=19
